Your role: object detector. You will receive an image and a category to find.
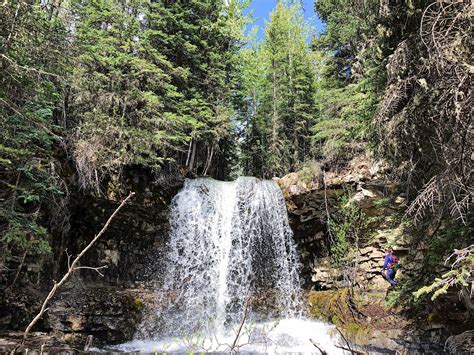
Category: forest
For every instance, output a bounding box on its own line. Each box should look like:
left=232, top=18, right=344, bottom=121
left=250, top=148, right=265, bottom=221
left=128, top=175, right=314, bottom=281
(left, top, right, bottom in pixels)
left=0, top=0, right=472, bottom=353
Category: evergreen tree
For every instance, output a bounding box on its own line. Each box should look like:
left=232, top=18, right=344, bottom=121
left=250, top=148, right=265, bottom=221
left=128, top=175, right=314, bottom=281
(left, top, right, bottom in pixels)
left=235, top=43, right=267, bottom=177
left=0, top=1, right=70, bottom=270
left=237, top=2, right=317, bottom=177
left=70, top=0, right=188, bottom=189
left=310, top=0, right=380, bottom=165
left=71, top=0, right=247, bottom=184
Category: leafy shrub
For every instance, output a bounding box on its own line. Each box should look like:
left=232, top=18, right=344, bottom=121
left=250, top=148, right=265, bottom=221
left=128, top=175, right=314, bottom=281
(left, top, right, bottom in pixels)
left=297, top=160, right=322, bottom=184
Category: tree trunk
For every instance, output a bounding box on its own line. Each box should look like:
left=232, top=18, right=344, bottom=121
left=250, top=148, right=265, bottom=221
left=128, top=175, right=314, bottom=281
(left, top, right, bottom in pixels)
left=203, top=144, right=214, bottom=176
left=187, top=139, right=197, bottom=173
left=271, top=59, right=279, bottom=176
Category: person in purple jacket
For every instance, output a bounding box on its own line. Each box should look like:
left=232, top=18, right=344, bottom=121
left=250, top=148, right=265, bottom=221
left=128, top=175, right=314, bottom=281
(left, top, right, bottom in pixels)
left=381, top=248, right=398, bottom=287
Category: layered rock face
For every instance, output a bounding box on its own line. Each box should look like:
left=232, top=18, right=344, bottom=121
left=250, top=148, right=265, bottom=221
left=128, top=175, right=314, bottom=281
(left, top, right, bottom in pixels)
left=46, top=285, right=152, bottom=345
left=64, top=168, right=183, bottom=285
left=276, top=157, right=407, bottom=290
left=277, top=158, right=473, bottom=353
left=1, top=161, right=471, bottom=352
left=0, top=167, right=183, bottom=347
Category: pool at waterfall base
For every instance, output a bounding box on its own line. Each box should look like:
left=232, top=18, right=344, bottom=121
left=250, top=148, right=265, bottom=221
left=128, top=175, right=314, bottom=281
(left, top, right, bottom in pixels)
left=99, top=318, right=343, bottom=354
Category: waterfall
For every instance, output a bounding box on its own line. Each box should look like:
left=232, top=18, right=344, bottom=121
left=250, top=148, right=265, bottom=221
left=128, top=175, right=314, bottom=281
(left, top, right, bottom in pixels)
left=140, top=177, right=302, bottom=338
left=114, top=177, right=343, bottom=354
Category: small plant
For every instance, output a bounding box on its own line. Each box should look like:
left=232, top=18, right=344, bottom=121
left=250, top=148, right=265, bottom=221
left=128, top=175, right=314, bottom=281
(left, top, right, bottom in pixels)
left=327, top=193, right=369, bottom=267
left=297, top=160, right=322, bottom=184
left=414, top=245, right=473, bottom=301
left=373, top=197, right=391, bottom=208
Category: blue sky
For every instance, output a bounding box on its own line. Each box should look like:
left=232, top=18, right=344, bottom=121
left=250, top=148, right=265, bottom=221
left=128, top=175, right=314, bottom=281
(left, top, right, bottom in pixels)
left=245, top=0, right=326, bottom=41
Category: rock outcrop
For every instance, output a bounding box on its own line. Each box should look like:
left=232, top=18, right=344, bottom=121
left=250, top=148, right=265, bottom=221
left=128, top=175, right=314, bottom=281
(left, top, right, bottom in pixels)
left=279, top=157, right=473, bottom=353
left=45, top=284, right=152, bottom=346
left=276, top=156, right=406, bottom=289
left=0, top=167, right=184, bottom=346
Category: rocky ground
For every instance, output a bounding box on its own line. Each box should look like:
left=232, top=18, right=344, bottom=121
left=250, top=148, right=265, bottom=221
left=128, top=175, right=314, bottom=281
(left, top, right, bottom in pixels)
left=306, top=288, right=449, bottom=354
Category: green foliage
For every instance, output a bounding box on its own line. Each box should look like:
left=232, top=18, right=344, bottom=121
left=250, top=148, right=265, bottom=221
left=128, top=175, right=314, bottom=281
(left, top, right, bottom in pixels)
left=373, top=197, right=391, bottom=208
left=0, top=1, right=69, bottom=268
left=236, top=2, right=318, bottom=177
left=314, top=0, right=380, bottom=81
left=70, top=0, right=249, bottom=186
left=297, top=160, right=322, bottom=184
left=310, top=0, right=385, bottom=166
left=310, top=52, right=378, bottom=165
left=327, top=193, right=368, bottom=267
left=388, top=224, right=473, bottom=309
left=413, top=226, right=473, bottom=301
left=413, top=263, right=472, bottom=301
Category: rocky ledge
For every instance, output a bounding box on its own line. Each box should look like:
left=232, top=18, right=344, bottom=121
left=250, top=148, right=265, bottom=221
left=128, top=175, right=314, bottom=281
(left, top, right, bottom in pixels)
left=277, top=156, right=473, bottom=354
left=0, top=283, right=155, bottom=352
left=275, top=155, right=403, bottom=287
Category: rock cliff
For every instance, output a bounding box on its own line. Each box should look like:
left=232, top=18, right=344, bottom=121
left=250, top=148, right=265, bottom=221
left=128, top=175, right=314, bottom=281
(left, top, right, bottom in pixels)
left=0, top=167, right=183, bottom=348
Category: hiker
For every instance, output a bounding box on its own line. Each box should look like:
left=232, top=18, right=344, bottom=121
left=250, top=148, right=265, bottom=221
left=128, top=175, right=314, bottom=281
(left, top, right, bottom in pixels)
left=381, top=248, right=398, bottom=287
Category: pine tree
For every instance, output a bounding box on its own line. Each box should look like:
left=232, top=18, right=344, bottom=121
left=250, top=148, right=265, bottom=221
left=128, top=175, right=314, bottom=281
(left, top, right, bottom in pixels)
left=0, top=1, right=70, bottom=269
left=237, top=2, right=317, bottom=177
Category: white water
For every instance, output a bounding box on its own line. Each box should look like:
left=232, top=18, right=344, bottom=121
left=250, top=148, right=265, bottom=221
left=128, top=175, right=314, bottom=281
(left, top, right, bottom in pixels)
left=112, top=319, right=342, bottom=354
left=115, top=177, right=342, bottom=353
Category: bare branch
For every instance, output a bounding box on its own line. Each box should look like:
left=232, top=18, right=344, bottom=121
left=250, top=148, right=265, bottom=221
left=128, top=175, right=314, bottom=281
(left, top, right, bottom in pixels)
left=336, top=326, right=356, bottom=354
left=334, top=344, right=368, bottom=355
left=445, top=245, right=474, bottom=268
left=309, top=338, right=328, bottom=355
left=22, top=192, right=135, bottom=339
left=229, top=297, right=250, bottom=353
left=74, top=265, right=108, bottom=277
left=7, top=250, right=27, bottom=289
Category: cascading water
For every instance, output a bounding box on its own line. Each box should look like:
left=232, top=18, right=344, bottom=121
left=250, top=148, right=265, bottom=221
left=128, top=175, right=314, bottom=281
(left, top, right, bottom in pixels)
left=112, top=177, right=343, bottom=353
left=152, top=177, right=302, bottom=337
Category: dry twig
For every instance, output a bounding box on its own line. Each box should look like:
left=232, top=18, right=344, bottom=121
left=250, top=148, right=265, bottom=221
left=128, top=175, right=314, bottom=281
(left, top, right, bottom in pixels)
left=229, top=297, right=251, bottom=353
left=22, top=192, right=135, bottom=339
left=309, top=338, right=328, bottom=354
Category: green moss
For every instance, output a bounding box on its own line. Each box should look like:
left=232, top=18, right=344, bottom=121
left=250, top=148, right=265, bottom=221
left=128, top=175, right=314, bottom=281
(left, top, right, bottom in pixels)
left=307, top=289, right=351, bottom=326
left=345, top=322, right=371, bottom=344
left=308, top=290, right=373, bottom=344
left=133, top=298, right=144, bottom=311
left=124, top=295, right=145, bottom=312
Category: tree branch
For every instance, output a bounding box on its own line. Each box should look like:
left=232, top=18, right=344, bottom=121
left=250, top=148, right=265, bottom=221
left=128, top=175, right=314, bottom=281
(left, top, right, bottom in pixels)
left=229, top=297, right=250, bottom=353
left=22, top=192, right=135, bottom=339
left=310, top=338, right=328, bottom=355
left=1, top=54, right=61, bottom=78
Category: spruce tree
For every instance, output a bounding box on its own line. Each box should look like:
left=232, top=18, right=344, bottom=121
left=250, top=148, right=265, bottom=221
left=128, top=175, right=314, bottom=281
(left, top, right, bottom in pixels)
left=0, top=1, right=70, bottom=269
left=70, top=0, right=246, bottom=182
left=237, top=2, right=317, bottom=177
